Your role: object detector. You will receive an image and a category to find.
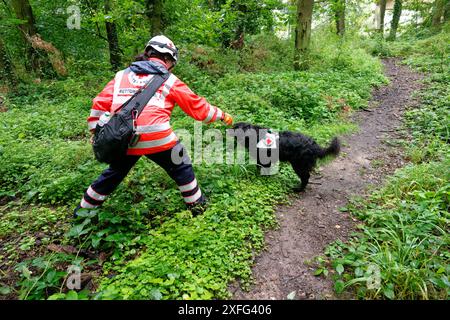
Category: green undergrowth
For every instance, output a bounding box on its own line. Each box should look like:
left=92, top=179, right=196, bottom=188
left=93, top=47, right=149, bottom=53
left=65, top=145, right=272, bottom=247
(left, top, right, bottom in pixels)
left=0, top=32, right=385, bottom=299
left=96, top=176, right=288, bottom=299
left=325, top=160, right=449, bottom=299
left=324, top=28, right=449, bottom=300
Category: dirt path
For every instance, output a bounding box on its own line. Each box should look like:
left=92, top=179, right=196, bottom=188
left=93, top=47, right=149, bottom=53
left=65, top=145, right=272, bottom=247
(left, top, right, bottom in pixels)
left=232, top=58, right=424, bottom=300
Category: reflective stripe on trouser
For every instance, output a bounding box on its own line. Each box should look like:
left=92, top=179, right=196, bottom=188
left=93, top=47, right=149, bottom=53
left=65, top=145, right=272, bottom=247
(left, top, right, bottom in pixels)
left=178, top=178, right=202, bottom=204
left=80, top=142, right=203, bottom=208
left=80, top=155, right=140, bottom=209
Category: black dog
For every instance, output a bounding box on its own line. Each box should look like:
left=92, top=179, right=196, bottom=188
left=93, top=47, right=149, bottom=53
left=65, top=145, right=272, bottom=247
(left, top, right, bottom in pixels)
left=230, top=122, right=341, bottom=192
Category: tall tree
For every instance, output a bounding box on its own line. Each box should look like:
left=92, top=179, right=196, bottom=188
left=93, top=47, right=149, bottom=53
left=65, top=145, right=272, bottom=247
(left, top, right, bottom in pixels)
left=10, top=0, right=36, bottom=35
left=10, top=0, right=38, bottom=71
left=10, top=0, right=66, bottom=77
left=146, top=0, right=163, bottom=36
left=378, top=0, right=387, bottom=34
left=444, top=0, right=450, bottom=22
left=378, top=0, right=386, bottom=35
left=431, top=0, right=446, bottom=27
left=334, top=0, right=345, bottom=36
left=104, top=0, right=121, bottom=70
left=294, top=0, right=314, bottom=71
left=388, top=0, right=402, bottom=41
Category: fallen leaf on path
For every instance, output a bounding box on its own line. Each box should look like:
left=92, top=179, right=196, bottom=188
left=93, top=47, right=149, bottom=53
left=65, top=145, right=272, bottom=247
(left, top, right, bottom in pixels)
left=287, top=291, right=296, bottom=300
left=47, top=244, right=77, bottom=254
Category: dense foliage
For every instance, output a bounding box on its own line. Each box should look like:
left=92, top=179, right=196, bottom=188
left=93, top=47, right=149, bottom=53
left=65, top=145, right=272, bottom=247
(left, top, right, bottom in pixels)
left=0, top=0, right=448, bottom=300
left=1, top=28, right=386, bottom=299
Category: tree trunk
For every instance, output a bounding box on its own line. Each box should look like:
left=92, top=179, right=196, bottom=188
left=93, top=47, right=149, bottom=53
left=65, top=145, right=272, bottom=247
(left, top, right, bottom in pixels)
left=10, top=0, right=37, bottom=36
left=431, top=0, right=446, bottom=27
left=146, top=0, right=163, bottom=36
left=0, top=36, right=17, bottom=86
left=388, top=0, right=402, bottom=41
left=294, top=0, right=314, bottom=71
left=105, top=0, right=121, bottom=71
left=335, top=0, right=345, bottom=36
left=11, top=0, right=65, bottom=77
left=11, top=0, right=38, bottom=72
left=378, top=0, right=387, bottom=34
left=444, top=0, right=450, bottom=22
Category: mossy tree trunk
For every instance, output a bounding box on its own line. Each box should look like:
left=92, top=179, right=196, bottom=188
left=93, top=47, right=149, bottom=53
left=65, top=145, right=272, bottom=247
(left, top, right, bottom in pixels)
left=294, top=0, right=314, bottom=71
left=431, top=0, right=447, bottom=27
left=444, top=0, right=450, bottom=22
left=11, top=0, right=63, bottom=77
left=379, top=0, right=387, bottom=35
left=387, top=0, right=402, bottom=41
left=334, top=0, right=345, bottom=36
left=105, top=0, right=122, bottom=71
left=11, top=0, right=39, bottom=72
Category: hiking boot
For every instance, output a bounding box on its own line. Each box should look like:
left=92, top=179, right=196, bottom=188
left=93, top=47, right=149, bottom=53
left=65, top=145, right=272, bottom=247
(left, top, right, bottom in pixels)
left=73, top=204, right=82, bottom=218
left=187, top=195, right=208, bottom=217
left=72, top=205, right=99, bottom=221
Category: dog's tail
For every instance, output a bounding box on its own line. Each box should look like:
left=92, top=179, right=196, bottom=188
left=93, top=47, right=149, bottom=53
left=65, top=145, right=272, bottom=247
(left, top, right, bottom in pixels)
left=318, top=137, right=341, bottom=158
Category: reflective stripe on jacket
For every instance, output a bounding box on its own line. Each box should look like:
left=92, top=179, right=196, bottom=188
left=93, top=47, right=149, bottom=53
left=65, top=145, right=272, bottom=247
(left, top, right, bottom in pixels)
left=87, top=58, right=224, bottom=155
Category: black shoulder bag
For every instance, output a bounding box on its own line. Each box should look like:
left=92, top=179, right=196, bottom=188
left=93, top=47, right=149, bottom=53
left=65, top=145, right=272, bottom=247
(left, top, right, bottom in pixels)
left=92, top=71, right=171, bottom=165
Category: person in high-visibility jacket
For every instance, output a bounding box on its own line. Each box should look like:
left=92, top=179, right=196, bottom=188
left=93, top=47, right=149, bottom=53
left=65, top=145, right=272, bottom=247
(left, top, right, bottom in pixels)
left=75, top=35, right=233, bottom=217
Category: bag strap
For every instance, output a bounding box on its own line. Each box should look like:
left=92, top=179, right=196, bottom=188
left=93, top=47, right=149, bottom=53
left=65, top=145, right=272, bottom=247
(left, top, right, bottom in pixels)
left=132, top=72, right=171, bottom=117
left=116, top=71, right=171, bottom=116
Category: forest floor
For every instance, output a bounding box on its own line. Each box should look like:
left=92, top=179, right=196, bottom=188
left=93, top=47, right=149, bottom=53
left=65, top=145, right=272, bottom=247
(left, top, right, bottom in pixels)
left=232, top=58, right=424, bottom=300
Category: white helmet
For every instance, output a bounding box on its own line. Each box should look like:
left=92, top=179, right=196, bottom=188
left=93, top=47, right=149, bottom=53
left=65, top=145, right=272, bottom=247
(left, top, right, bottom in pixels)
left=145, top=35, right=178, bottom=64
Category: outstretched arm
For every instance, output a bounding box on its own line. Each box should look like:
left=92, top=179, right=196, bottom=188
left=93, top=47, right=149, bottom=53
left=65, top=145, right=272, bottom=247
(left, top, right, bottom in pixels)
left=170, top=79, right=232, bottom=125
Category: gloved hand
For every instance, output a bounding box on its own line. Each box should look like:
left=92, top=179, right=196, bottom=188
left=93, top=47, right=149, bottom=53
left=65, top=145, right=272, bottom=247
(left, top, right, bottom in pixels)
left=221, top=113, right=233, bottom=126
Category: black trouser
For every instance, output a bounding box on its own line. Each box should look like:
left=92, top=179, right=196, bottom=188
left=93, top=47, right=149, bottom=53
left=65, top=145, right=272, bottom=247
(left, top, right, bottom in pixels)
left=80, top=142, right=204, bottom=209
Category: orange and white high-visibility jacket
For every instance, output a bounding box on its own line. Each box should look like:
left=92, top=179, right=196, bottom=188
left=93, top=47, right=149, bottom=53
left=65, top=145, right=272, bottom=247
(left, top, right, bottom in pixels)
left=87, top=58, right=224, bottom=155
